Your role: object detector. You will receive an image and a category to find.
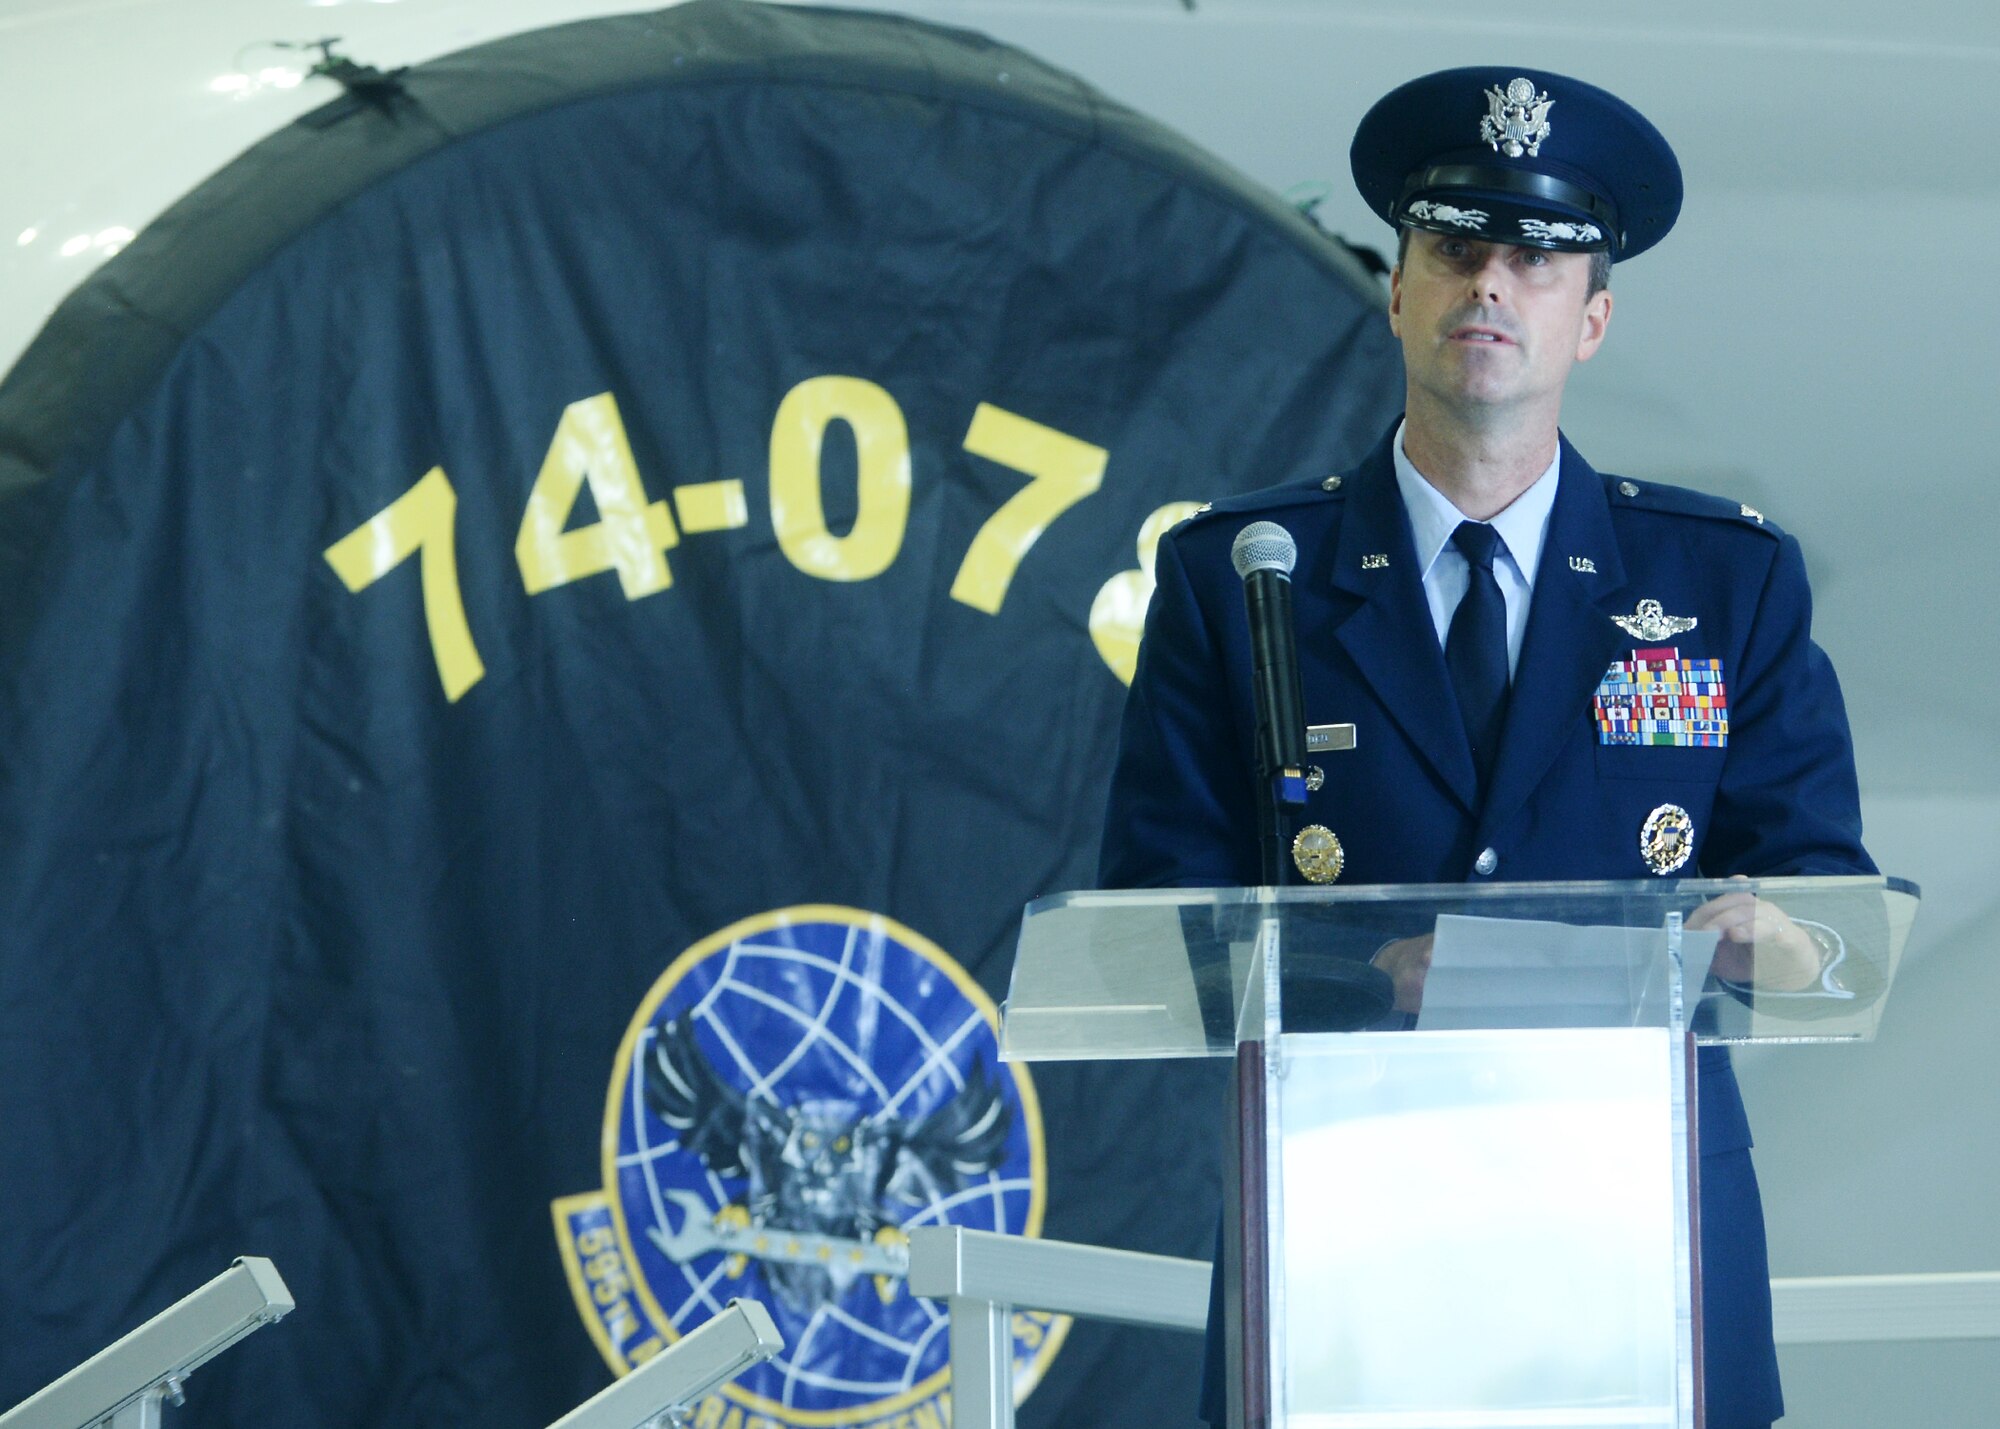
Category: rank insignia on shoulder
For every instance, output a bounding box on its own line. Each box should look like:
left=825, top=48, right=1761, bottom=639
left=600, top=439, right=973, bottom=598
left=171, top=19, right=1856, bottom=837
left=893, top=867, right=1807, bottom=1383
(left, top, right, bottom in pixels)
left=1740, top=503, right=1765, bottom=524
left=1611, top=598, right=1696, bottom=642
left=1594, top=646, right=1728, bottom=747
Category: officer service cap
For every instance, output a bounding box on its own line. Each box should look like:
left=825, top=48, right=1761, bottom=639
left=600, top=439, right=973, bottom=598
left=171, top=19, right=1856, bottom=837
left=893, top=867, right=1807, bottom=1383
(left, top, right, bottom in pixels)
left=1351, top=67, right=1682, bottom=261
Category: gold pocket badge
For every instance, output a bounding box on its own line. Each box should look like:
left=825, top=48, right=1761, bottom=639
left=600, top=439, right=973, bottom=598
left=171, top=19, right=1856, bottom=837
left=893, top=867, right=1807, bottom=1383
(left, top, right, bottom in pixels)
left=1640, top=803, right=1694, bottom=876
left=1292, top=825, right=1345, bottom=883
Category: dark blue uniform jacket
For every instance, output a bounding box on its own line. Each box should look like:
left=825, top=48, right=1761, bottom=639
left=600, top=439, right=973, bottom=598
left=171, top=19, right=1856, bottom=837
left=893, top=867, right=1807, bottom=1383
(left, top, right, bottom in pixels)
left=1099, top=425, right=1875, bottom=1427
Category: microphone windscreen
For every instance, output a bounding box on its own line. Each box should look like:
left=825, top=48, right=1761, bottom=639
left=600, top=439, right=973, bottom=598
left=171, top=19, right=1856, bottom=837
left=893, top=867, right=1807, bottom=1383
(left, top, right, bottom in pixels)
left=1230, top=520, right=1297, bottom=580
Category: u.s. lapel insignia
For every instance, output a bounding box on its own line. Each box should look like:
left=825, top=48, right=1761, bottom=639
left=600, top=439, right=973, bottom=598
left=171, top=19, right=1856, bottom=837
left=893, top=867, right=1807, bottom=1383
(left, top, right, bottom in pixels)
left=1569, top=556, right=1597, bottom=573
left=1640, top=804, right=1694, bottom=876
left=1291, top=825, right=1345, bottom=883
left=1612, top=599, right=1697, bottom=642
left=1361, top=553, right=1389, bottom=570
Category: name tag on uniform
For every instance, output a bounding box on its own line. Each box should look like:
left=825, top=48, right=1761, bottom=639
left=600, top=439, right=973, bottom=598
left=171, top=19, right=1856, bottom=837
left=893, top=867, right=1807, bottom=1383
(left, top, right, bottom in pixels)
left=1306, top=723, right=1357, bottom=753
left=1594, top=647, right=1729, bottom=747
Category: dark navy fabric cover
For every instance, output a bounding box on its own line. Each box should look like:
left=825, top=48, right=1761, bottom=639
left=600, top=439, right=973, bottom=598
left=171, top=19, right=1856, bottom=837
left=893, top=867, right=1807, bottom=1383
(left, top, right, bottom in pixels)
left=0, top=7, right=1407, bottom=1426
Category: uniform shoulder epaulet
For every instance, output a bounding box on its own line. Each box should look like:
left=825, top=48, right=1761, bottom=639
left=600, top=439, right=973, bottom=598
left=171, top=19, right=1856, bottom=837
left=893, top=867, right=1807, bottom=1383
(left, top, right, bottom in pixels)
left=1604, top=474, right=1785, bottom=539
left=1172, top=471, right=1349, bottom=532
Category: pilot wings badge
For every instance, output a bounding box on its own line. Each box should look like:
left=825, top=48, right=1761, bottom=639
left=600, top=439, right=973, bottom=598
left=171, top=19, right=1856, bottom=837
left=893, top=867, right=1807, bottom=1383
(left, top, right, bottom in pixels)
left=1612, top=599, right=1698, bottom=642
left=1481, top=77, right=1554, bottom=158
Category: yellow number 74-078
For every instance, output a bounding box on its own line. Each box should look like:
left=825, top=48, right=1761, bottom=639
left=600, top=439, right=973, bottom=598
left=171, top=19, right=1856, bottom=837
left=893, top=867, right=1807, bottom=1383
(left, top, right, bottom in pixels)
left=323, top=378, right=1145, bottom=703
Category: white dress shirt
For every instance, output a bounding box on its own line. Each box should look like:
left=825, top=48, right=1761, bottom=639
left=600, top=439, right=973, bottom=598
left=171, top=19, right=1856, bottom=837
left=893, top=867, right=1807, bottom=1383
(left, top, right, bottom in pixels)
left=1391, top=421, right=1561, bottom=678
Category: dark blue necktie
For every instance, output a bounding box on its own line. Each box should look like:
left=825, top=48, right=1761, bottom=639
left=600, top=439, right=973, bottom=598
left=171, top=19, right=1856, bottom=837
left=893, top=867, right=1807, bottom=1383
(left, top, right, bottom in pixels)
left=1445, top=520, right=1510, bottom=792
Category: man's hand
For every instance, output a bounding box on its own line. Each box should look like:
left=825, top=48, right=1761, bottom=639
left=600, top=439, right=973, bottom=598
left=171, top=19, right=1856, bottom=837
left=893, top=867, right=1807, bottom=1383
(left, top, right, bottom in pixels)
left=1685, top=875, right=1822, bottom=991
left=1372, top=934, right=1435, bottom=1013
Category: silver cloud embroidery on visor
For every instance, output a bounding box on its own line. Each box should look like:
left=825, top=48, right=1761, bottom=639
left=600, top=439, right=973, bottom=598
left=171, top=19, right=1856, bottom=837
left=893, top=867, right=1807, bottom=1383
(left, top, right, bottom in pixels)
left=1407, top=199, right=1489, bottom=230
left=1519, top=217, right=1603, bottom=244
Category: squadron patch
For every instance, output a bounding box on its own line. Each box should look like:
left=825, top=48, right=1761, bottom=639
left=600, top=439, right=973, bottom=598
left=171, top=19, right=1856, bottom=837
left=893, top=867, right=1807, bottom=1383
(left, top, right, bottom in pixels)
left=553, top=905, right=1063, bottom=1428
left=1594, top=646, right=1729, bottom=746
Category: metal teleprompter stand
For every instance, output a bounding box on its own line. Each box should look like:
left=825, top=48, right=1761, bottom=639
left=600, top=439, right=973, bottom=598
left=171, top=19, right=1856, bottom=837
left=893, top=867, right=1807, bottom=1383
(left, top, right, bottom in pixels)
left=0, top=1257, right=294, bottom=1429
left=908, top=1226, right=1209, bottom=1429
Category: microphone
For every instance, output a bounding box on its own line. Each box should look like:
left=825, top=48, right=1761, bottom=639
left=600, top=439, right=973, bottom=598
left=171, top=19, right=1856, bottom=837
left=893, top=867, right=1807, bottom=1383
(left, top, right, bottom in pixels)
left=1230, top=521, right=1309, bottom=814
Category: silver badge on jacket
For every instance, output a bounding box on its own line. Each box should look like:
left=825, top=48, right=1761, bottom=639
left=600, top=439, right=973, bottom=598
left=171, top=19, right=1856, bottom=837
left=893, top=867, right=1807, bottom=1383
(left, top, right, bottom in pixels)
left=1640, top=804, right=1694, bottom=876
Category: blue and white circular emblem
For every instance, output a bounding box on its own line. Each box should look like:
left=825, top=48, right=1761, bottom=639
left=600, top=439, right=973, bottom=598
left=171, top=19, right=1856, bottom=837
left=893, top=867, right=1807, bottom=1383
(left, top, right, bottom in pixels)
left=554, top=905, right=1063, bottom=1427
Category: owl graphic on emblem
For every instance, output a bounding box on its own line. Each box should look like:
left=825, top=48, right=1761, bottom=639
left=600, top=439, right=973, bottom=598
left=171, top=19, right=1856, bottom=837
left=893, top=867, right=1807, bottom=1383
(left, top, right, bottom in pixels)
left=643, top=1013, right=1011, bottom=1314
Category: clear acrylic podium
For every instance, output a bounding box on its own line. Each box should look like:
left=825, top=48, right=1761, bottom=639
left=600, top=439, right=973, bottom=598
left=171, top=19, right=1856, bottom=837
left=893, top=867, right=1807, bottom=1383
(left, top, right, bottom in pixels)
left=1003, top=877, right=1919, bottom=1429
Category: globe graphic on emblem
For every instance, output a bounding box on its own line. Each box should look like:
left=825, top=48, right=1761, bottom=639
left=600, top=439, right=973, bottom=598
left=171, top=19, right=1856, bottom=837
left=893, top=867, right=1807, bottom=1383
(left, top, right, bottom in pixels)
left=605, top=907, right=1049, bottom=1422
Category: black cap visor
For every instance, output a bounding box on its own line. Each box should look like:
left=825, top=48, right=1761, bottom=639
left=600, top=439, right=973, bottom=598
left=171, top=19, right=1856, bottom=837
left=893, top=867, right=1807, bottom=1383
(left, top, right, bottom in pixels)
left=1397, top=164, right=1619, bottom=254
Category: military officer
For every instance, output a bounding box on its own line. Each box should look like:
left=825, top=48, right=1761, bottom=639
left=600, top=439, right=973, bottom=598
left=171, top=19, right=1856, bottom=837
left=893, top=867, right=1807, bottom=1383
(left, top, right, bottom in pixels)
left=1099, top=68, right=1875, bottom=1428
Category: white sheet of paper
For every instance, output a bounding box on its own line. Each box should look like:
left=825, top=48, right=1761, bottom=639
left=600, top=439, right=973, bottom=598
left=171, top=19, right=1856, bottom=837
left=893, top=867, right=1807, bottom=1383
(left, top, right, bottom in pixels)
left=1416, top=913, right=1719, bottom=1030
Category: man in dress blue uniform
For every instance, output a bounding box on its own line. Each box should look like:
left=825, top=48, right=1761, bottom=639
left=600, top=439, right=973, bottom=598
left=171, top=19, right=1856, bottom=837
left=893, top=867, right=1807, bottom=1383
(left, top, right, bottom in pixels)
left=1100, top=68, right=1874, bottom=1428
